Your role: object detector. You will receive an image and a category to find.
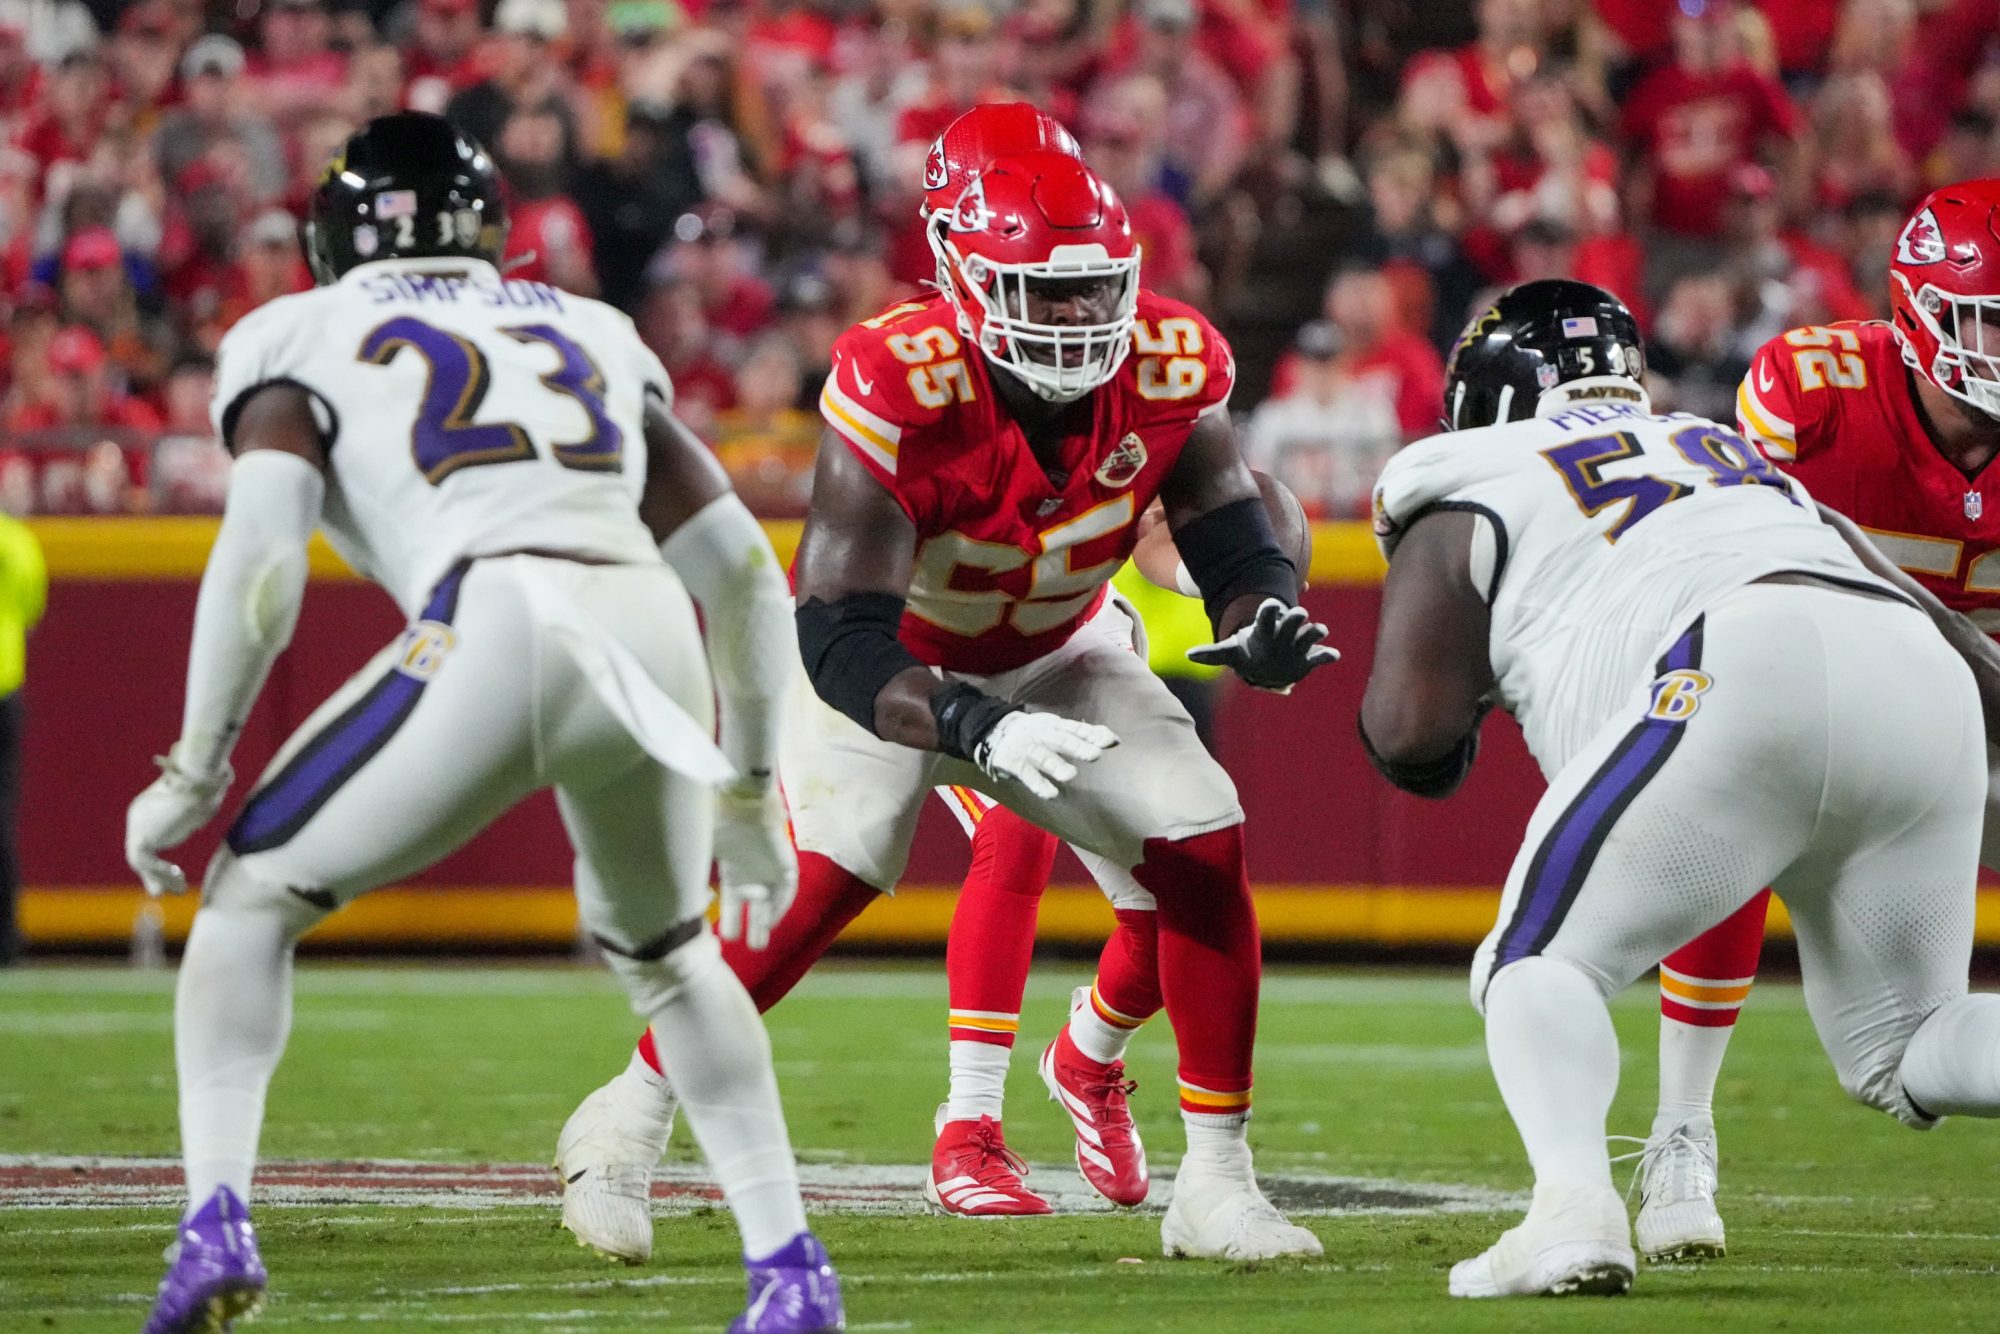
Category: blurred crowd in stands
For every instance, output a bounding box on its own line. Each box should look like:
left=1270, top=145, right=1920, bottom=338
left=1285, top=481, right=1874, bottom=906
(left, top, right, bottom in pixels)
left=2, top=0, right=1998, bottom=519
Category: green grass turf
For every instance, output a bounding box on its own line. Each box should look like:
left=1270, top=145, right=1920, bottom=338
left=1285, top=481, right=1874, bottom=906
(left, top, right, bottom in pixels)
left=2, top=962, right=1996, bottom=1331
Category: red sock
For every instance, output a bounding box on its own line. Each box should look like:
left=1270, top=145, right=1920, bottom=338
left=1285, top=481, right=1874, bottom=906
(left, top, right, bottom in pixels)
left=1660, top=888, right=1769, bottom=1028
left=1131, top=825, right=1258, bottom=1117
left=1092, top=907, right=1162, bottom=1027
left=946, top=800, right=1058, bottom=1046
left=634, top=851, right=880, bottom=1076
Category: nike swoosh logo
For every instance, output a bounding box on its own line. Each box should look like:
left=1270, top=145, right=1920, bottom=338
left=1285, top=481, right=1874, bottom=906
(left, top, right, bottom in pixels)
left=1757, top=364, right=1775, bottom=393
left=853, top=366, right=875, bottom=395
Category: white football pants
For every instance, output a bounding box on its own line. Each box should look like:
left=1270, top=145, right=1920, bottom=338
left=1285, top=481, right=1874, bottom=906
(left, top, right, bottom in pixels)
left=1476, top=582, right=1988, bottom=1126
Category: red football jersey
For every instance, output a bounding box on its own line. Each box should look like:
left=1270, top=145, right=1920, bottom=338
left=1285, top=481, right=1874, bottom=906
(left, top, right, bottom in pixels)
left=1737, top=319, right=2000, bottom=630
left=818, top=291, right=1235, bottom=673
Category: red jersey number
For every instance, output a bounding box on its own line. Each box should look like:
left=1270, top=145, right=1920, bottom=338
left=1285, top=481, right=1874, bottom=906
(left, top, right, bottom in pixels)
left=911, top=495, right=1138, bottom=637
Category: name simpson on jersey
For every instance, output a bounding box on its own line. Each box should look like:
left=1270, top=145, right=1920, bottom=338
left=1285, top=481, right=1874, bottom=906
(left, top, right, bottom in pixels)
left=355, top=270, right=570, bottom=312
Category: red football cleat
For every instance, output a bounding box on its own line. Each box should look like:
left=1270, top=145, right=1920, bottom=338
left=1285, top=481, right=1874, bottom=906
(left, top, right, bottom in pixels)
left=924, top=1108, right=1054, bottom=1217
left=1040, top=1028, right=1149, bottom=1207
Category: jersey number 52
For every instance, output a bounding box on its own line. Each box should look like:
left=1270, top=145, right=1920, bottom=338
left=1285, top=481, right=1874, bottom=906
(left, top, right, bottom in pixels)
left=358, top=316, right=624, bottom=485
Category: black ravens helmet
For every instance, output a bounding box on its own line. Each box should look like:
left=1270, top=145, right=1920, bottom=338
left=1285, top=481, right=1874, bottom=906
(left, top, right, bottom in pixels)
left=1442, top=279, right=1647, bottom=431
left=304, top=113, right=507, bottom=285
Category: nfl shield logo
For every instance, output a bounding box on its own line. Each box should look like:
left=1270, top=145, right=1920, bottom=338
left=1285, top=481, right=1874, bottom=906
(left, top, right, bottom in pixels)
left=1968, top=491, right=1985, bottom=521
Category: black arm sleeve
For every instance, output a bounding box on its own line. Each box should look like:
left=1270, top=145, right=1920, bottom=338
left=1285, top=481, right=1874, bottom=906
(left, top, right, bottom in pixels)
left=1174, top=496, right=1302, bottom=633
left=1357, top=714, right=1480, bottom=800
left=795, top=592, right=929, bottom=734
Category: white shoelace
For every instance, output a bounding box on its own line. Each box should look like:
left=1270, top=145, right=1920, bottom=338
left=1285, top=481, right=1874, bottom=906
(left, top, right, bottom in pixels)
left=1608, top=1129, right=1717, bottom=1205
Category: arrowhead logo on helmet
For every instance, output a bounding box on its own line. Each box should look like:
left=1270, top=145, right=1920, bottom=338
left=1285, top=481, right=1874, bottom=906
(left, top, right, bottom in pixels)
left=924, top=142, right=950, bottom=192
left=1897, top=207, right=1948, bottom=265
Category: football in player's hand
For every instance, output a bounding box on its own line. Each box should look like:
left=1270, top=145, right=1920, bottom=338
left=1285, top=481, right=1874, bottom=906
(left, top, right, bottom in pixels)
left=1131, top=472, right=1314, bottom=596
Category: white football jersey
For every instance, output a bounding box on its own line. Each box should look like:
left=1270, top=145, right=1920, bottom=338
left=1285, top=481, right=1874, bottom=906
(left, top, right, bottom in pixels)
left=211, top=257, right=666, bottom=616
left=1372, top=400, right=1897, bottom=776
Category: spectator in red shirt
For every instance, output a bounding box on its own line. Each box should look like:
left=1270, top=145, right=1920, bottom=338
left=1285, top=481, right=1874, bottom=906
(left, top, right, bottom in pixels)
left=405, top=0, right=485, bottom=114
left=1273, top=264, right=1446, bottom=441
left=247, top=0, right=351, bottom=129
left=1084, top=76, right=1205, bottom=305
left=660, top=204, right=775, bottom=351
left=1804, top=70, right=1917, bottom=215
left=1324, top=263, right=1446, bottom=441
left=108, top=2, right=181, bottom=120
left=1086, top=0, right=1250, bottom=207
left=218, top=209, right=311, bottom=333
left=1618, top=0, right=1804, bottom=244
left=6, top=325, right=162, bottom=435
left=497, top=103, right=599, bottom=295
left=12, top=48, right=107, bottom=177
left=634, top=272, right=736, bottom=435
left=1399, top=0, right=1545, bottom=157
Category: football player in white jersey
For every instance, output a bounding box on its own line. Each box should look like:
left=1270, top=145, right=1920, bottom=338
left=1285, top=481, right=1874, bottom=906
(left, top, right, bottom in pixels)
left=1362, top=280, right=2000, bottom=1299
left=124, top=114, right=843, bottom=1334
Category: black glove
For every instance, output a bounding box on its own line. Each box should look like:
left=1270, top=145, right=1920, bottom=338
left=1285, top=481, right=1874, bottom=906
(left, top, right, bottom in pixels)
left=1186, top=597, right=1340, bottom=693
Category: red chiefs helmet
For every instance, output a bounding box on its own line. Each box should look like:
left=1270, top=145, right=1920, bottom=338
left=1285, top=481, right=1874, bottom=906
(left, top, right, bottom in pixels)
left=1890, top=179, right=2000, bottom=418
left=934, top=150, right=1141, bottom=403
left=920, top=102, right=1082, bottom=221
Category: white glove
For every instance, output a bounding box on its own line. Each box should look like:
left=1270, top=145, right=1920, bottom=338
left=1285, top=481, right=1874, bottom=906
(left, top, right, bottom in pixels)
left=124, top=750, right=234, bottom=897
left=974, top=710, right=1120, bottom=800
left=712, top=780, right=797, bottom=951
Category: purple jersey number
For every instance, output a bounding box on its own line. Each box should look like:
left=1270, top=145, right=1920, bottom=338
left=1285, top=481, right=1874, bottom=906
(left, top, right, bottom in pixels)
left=358, top=317, right=623, bottom=484
left=1541, top=432, right=1693, bottom=542
left=1544, top=423, right=1799, bottom=542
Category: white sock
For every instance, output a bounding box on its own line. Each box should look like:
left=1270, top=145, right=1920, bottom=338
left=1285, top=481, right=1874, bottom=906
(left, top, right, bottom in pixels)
left=644, top=944, right=807, bottom=1259
left=1654, top=1016, right=1735, bottom=1135
left=945, top=1040, right=1009, bottom=1123
left=1485, top=956, right=1619, bottom=1196
left=1068, top=990, right=1137, bottom=1066
left=1180, top=1109, right=1252, bottom=1175
left=1900, top=994, right=2000, bottom=1117
left=621, top=1042, right=673, bottom=1098
left=175, top=905, right=298, bottom=1210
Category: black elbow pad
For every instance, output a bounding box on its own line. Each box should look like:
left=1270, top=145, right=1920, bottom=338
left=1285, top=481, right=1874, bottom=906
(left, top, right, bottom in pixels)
left=1358, top=716, right=1480, bottom=799
left=1175, top=497, right=1302, bottom=633
left=795, top=592, right=927, bottom=734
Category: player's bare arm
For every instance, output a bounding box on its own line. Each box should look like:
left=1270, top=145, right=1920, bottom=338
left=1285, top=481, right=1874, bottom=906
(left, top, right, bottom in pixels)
left=793, top=427, right=1115, bottom=800
left=637, top=397, right=731, bottom=542
left=792, top=424, right=936, bottom=747
left=1814, top=499, right=2000, bottom=740
left=1358, top=510, right=1495, bottom=799
left=1162, top=411, right=1339, bottom=691
left=123, top=382, right=328, bottom=897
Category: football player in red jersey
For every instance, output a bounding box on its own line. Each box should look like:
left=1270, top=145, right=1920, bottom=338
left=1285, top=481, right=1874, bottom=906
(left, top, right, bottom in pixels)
left=551, top=109, right=1322, bottom=1260
left=914, top=101, right=1174, bottom=1223
left=787, top=148, right=1334, bottom=1261
left=1629, top=180, right=2000, bottom=1263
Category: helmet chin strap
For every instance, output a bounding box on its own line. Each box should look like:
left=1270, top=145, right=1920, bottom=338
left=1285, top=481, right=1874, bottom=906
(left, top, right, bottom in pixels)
left=1533, top=375, right=1652, bottom=417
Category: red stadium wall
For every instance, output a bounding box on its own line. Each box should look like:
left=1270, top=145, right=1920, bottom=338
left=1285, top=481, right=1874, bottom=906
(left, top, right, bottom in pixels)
left=23, top=519, right=1995, bottom=950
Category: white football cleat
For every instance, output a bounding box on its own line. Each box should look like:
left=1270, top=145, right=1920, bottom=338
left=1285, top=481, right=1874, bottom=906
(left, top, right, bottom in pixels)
left=1161, top=1155, right=1323, bottom=1261
left=1630, top=1115, right=1726, bottom=1261
left=553, top=1070, right=677, bottom=1264
left=1449, top=1184, right=1635, bottom=1298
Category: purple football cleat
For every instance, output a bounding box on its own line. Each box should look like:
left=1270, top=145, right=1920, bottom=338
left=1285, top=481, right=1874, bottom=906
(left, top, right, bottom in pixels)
left=143, top=1187, right=268, bottom=1334
left=729, top=1231, right=846, bottom=1333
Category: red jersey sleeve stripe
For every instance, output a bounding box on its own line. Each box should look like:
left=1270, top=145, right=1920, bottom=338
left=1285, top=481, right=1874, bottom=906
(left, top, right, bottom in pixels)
left=1736, top=380, right=1796, bottom=460
left=820, top=378, right=900, bottom=476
